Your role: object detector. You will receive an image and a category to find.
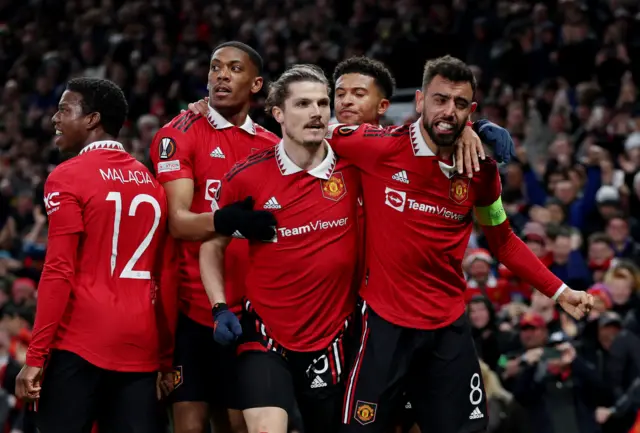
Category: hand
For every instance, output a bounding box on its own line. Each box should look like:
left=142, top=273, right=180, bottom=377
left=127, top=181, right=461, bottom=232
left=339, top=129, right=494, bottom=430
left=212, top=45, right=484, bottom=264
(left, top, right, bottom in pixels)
left=595, top=407, right=613, bottom=424
left=33, top=206, right=46, bottom=225
left=212, top=302, right=242, bottom=345
left=618, top=154, right=637, bottom=174
left=502, top=359, right=520, bottom=379
left=213, top=197, right=277, bottom=241
left=522, top=347, right=544, bottom=365
left=454, top=125, right=485, bottom=178
left=556, top=342, right=577, bottom=365
left=15, top=364, right=43, bottom=401
left=557, top=287, right=594, bottom=320
left=185, top=97, right=209, bottom=116
left=474, top=119, right=515, bottom=164
left=156, top=371, right=174, bottom=400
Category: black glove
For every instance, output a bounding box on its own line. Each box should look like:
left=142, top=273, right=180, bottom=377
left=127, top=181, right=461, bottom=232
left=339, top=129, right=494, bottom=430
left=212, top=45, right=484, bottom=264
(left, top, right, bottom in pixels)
left=212, top=302, right=242, bottom=345
left=473, top=119, right=516, bottom=164
left=213, top=196, right=277, bottom=241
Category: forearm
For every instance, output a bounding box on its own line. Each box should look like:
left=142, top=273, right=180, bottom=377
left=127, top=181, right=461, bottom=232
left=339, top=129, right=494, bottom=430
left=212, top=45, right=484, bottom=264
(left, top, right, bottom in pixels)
left=23, top=221, right=45, bottom=243
left=169, top=208, right=215, bottom=241
left=26, top=233, right=79, bottom=367
left=482, top=222, right=565, bottom=299
left=199, top=236, right=229, bottom=307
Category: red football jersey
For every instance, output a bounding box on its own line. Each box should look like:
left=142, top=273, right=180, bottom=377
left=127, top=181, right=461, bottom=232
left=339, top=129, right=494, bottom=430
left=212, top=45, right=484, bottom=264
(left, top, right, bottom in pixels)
left=326, top=122, right=503, bottom=330
left=32, top=141, right=168, bottom=371
left=150, top=107, right=279, bottom=326
left=216, top=141, right=360, bottom=352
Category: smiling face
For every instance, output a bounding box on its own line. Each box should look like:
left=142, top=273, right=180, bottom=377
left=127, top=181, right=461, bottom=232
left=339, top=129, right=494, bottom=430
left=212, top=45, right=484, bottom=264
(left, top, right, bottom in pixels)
left=334, top=73, right=388, bottom=125
left=51, top=90, right=92, bottom=153
left=208, top=46, right=262, bottom=111
left=273, top=81, right=331, bottom=148
left=415, top=75, right=476, bottom=147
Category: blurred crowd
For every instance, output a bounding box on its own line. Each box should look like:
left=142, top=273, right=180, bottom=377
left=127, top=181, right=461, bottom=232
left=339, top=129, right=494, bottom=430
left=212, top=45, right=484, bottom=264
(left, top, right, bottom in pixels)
left=1, top=0, right=640, bottom=432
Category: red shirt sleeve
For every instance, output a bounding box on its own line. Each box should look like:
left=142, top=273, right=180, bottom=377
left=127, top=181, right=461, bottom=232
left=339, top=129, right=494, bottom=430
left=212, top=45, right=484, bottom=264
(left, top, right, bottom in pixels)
left=215, top=167, right=245, bottom=210
left=26, top=232, right=79, bottom=367
left=154, top=232, right=178, bottom=372
left=43, top=167, right=84, bottom=236
left=325, top=124, right=390, bottom=171
left=150, top=115, right=199, bottom=183
left=475, top=162, right=564, bottom=299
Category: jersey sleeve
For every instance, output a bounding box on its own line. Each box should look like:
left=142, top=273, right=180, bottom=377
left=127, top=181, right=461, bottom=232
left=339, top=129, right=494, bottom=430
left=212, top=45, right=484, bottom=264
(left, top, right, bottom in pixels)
left=325, top=124, right=390, bottom=170
left=150, top=118, right=198, bottom=183
left=214, top=166, right=246, bottom=210
left=473, top=161, right=507, bottom=227
left=44, top=167, right=84, bottom=236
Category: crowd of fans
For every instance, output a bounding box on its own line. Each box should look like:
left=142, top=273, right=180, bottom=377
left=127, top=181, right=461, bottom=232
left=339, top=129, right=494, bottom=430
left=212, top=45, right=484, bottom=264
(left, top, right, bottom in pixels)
left=0, top=0, right=639, bottom=432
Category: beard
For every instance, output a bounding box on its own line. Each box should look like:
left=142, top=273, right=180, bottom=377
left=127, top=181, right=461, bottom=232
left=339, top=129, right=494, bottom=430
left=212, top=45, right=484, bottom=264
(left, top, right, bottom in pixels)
left=423, top=116, right=465, bottom=147
left=285, top=129, right=323, bottom=149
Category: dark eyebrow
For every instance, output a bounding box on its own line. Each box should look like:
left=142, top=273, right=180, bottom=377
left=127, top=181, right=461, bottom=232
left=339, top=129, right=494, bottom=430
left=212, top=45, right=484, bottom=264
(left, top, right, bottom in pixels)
left=432, top=92, right=471, bottom=105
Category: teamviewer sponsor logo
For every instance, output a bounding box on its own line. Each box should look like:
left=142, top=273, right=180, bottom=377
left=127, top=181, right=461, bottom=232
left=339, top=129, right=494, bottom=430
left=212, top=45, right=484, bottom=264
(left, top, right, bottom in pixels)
left=385, top=187, right=406, bottom=212
left=278, top=217, right=349, bottom=238
left=407, top=199, right=466, bottom=221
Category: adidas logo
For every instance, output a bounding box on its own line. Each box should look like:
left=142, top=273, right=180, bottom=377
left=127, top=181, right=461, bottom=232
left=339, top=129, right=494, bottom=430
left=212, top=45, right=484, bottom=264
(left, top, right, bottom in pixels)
left=263, top=197, right=281, bottom=209
left=210, top=147, right=225, bottom=158
left=469, top=407, right=484, bottom=420
left=310, top=376, right=327, bottom=388
left=392, top=170, right=409, bottom=184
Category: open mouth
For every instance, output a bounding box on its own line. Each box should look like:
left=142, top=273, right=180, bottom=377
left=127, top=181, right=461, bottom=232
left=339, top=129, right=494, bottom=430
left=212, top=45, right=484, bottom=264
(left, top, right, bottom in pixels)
left=434, top=121, right=455, bottom=133
left=213, top=84, right=232, bottom=95
left=305, top=123, right=324, bottom=131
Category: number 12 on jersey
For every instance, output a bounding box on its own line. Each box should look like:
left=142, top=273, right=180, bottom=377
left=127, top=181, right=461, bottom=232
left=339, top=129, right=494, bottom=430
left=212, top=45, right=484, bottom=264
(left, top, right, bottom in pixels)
left=106, top=191, right=161, bottom=280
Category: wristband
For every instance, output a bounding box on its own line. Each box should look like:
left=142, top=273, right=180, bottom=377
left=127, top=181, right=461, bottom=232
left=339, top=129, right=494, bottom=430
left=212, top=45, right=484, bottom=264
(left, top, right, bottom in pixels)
left=212, top=302, right=228, bottom=314
left=551, top=284, right=568, bottom=302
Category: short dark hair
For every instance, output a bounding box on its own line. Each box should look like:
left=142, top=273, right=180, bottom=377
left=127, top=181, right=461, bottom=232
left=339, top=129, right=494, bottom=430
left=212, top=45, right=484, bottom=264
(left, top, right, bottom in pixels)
left=422, top=55, right=477, bottom=98
left=213, top=41, right=263, bottom=74
left=66, top=77, right=128, bottom=137
left=589, top=232, right=612, bottom=246
left=333, top=57, right=395, bottom=99
left=265, top=64, right=329, bottom=114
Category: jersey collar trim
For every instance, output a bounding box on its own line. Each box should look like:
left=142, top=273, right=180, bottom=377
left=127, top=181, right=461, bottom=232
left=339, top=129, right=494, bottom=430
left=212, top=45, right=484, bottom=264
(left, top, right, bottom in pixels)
left=275, top=140, right=336, bottom=180
left=78, top=140, right=126, bottom=155
left=206, top=105, right=256, bottom=135
left=410, top=119, right=457, bottom=178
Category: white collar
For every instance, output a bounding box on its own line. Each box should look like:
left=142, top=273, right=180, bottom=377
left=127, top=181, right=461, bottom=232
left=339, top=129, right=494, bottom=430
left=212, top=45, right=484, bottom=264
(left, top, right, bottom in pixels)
left=78, top=140, right=126, bottom=155
left=275, top=140, right=337, bottom=180
left=206, top=104, right=256, bottom=135
left=409, top=118, right=457, bottom=178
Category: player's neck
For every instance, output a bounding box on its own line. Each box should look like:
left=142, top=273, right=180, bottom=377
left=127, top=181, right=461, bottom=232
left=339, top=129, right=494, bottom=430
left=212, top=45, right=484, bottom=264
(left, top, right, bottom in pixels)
left=74, top=133, right=117, bottom=154
left=418, top=121, right=453, bottom=160
left=216, top=104, right=251, bottom=127
left=283, top=137, right=327, bottom=172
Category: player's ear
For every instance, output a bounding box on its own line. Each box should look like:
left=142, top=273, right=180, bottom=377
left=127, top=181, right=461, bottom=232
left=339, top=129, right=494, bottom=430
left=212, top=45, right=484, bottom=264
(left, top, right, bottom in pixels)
left=272, top=106, right=284, bottom=124
left=377, top=98, right=390, bottom=117
left=470, top=102, right=477, bottom=114
left=86, top=112, right=101, bottom=130
left=415, top=90, right=424, bottom=114
left=251, top=77, right=264, bottom=95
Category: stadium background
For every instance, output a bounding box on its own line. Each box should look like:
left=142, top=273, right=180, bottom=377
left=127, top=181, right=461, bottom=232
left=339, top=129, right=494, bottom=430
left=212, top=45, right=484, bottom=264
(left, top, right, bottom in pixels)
left=1, top=0, right=640, bottom=432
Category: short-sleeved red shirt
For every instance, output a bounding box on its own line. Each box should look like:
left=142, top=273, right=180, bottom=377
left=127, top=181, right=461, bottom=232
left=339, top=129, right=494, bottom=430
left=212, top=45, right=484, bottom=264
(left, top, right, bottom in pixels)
left=150, top=108, right=279, bottom=326
left=216, top=141, right=360, bottom=351
left=327, top=121, right=502, bottom=330
left=31, top=141, right=168, bottom=371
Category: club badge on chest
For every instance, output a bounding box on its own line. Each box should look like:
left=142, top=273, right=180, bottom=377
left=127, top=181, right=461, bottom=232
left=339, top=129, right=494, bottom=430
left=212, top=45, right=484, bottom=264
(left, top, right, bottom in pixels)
left=320, top=172, right=347, bottom=202
left=449, top=177, right=470, bottom=204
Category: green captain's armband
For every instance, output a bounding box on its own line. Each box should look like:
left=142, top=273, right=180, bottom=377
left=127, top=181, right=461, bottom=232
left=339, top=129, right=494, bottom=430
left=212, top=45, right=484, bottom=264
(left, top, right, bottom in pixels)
left=474, top=197, right=507, bottom=226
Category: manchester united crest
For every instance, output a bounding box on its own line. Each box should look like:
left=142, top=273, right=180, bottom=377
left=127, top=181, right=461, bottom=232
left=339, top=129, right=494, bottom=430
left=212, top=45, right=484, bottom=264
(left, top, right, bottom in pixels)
left=321, top=172, right=347, bottom=201
left=354, top=401, right=377, bottom=425
left=449, top=177, right=470, bottom=204
left=174, top=365, right=183, bottom=388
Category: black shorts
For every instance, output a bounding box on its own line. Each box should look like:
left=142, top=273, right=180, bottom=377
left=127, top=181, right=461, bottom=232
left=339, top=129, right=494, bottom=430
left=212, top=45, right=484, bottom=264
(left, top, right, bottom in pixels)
left=341, top=302, right=488, bottom=433
left=35, top=350, right=162, bottom=433
left=236, top=300, right=353, bottom=433
left=172, top=313, right=239, bottom=409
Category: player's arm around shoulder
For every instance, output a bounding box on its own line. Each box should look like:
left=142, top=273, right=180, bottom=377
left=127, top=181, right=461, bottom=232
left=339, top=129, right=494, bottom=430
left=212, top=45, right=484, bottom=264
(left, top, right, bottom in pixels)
left=150, top=119, right=212, bottom=241
left=325, top=123, right=400, bottom=168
